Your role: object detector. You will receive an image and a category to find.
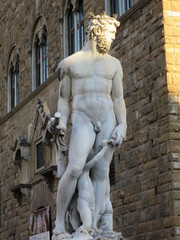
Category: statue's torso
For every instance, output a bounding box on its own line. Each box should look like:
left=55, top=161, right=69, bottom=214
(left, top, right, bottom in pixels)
left=67, top=52, right=118, bottom=120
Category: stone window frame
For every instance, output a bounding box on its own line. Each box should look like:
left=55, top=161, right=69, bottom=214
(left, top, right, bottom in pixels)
left=35, top=138, right=45, bottom=173
left=7, top=47, right=20, bottom=112
left=105, top=0, right=133, bottom=17
left=32, top=16, right=48, bottom=91
left=63, top=0, right=84, bottom=57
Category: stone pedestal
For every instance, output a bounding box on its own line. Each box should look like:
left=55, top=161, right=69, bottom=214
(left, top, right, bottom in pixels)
left=52, top=230, right=126, bottom=240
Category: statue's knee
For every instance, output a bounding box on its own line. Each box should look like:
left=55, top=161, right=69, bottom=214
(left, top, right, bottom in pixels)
left=68, top=165, right=82, bottom=179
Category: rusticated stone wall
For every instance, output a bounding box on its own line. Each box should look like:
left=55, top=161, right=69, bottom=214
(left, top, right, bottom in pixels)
left=0, top=0, right=180, bottom=240
left=111, top=0, right=171, bottom=239
left=110, top=0, right=180, bottom=239
left=163, top=0, right=180, bottom=239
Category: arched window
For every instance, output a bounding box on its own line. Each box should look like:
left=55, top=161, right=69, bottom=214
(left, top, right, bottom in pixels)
left=32, top=18, right=48, bottom=91
left=64, top=0, right=84, bottom=56
left=7, top=50, right=20, bottom=112
left=105, top=0, right=133, bottom=17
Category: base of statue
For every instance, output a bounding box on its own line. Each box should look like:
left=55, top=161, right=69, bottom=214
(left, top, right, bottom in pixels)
left=52, top=230, right=126, bottom=240
left=52, top=232, right=72, bottom=240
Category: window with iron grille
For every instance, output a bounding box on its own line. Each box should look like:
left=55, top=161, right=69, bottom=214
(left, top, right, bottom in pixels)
left=36, top=142, right=44, bottom=170
left=109, top=157, right=115, bottom=186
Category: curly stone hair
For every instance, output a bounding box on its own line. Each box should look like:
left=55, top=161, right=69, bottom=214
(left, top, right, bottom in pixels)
left=86, top=13, right=120, bottom=40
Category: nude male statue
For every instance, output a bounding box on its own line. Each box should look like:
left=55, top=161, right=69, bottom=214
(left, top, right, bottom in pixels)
left=52, top=14, right=127, bottom=239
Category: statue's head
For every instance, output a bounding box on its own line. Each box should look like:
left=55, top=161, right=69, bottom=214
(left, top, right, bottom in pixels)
left=86, top=13, right=120, bottom=54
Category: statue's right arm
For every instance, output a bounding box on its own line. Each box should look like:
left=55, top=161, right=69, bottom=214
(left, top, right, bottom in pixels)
left=57, top=59, right=72, bottom=130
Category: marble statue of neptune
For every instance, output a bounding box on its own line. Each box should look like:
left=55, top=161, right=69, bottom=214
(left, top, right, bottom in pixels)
left=51, top=13, right=127, bottom=240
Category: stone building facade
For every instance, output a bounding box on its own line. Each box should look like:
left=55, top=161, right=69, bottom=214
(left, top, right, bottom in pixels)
left=0, top=0, right=180, bottom=239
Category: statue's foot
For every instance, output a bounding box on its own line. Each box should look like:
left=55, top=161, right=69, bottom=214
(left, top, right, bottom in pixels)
left=52, top=229, right=72, bottom=239
left=101, top=230, right=125, bottom=240
left=76, top=226, right=89, bottom=234
left=72, top=227, right=93, bottom=239
left=90, top=228, right=102, bottom=239
left=92, top=226, right=103, bottom=235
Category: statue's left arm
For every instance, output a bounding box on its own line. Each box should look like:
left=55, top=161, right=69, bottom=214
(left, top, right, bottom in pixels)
left=111, top=58, right=127, bottom=146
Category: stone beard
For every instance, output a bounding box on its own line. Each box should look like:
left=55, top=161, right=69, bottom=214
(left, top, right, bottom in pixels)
left=96, top=33, right=112, bottom=54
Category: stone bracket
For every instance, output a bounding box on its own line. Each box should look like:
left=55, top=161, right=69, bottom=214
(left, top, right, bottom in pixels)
left=10, top=183, right=31, bottom=205
left=39, top=165, right=57, bottom=191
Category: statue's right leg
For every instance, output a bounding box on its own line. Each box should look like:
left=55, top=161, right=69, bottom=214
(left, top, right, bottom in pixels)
left=53, top=113, right=95, bottom=235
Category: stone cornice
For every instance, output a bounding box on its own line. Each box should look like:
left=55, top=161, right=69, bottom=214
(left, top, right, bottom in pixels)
left=0, top=72, right=58, bottom=126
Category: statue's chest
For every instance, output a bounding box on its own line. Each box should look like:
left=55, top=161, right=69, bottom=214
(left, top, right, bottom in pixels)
left=69, top=58, right=116, bottom=80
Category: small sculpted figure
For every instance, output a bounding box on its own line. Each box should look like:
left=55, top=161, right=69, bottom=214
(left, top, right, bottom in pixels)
left=76, top=141, right=108, bottom=236
left=51, top=13, right=127, bottom=239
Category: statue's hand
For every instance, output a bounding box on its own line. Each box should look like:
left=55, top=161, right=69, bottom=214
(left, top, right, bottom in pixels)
left=109, top=124, right=126, bottom=146
left=57, top=121, right=67, bottom=136
left=48, top=117, right=66, bottom=136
